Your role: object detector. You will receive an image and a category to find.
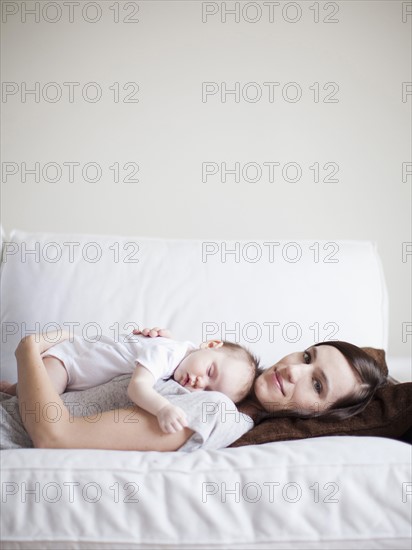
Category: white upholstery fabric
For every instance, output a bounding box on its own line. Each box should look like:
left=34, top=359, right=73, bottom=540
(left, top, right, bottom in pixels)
left=1, top=437, right=411, bottom=549
left=1, top=231, right=388, bottom=382
left=1, top=230, right=409, bottom=550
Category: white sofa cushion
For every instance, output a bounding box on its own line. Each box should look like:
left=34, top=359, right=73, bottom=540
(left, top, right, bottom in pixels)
left=1, top=231, right=388, bottom=382
left=1, top=436, right=410, bottom=549
left=1, top=231, right=409, bottom=550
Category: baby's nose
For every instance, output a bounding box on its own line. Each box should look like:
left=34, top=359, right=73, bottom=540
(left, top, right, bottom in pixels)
left=192, top=375, right=205, bottom=389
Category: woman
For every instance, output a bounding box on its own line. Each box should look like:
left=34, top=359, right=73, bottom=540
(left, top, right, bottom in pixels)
left=10, top=328, right=387, bottom=451
left=240, top=340, right=387, bottom=423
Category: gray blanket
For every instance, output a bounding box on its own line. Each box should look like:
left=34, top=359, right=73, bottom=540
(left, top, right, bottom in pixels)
left=0, top=375, right=252, bottom=451
left=0, top=374, right=134, bottom=449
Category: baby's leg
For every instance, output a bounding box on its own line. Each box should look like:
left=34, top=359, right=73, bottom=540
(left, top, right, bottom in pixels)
left=0, top=381, right=17, bottom=395
left=42, top=356, right=69, bottom=394
left=1, top=357, right=68, bottom=396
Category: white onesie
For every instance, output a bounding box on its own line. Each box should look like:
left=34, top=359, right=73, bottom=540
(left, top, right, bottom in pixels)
left=41, top=334, right=196, bottom=391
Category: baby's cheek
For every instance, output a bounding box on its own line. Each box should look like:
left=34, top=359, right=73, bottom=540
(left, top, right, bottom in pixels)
left=172, top=366, right=182, bottom=379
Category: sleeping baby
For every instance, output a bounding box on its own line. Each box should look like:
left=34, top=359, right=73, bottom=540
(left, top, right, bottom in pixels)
left=0, top=329, right=258, bottom=433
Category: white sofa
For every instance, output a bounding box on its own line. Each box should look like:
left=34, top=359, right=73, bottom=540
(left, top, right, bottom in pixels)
left=1, top=230, right=411, bottom=549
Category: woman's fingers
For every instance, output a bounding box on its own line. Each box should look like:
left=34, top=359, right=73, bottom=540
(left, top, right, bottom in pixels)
left=148, top=327, right=161, bottom=337
left=132, top=327, right=172, bottom=338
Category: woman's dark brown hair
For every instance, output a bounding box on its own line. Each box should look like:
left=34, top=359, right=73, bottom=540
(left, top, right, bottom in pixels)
left=242, top=341, right=388, bottom=423
left=311, top=341, right=388, bottom=421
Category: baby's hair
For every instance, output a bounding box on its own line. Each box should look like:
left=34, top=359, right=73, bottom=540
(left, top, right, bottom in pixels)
left=218, top=341, right=259, bottom=403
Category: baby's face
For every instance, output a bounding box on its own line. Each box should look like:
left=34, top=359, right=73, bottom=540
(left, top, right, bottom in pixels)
left=173, top=347, right=250, bottom=403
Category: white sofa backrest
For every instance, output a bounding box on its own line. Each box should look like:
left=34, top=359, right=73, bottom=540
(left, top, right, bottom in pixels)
left=1, top=231, right=388, bottom=382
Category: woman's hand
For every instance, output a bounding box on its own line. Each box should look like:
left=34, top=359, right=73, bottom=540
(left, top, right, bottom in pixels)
left=15, top=335, right=38, bottom=361
left=133, top=327, right=172, bottom=339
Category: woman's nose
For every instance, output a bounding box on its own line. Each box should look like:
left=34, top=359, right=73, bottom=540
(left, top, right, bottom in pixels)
left=285, top=363, right=305, bottom=384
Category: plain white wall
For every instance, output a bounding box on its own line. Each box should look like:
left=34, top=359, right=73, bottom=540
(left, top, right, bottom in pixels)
left=1, top=0, right=411, bottom=356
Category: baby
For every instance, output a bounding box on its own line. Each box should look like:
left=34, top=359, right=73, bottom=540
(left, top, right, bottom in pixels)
left=1, top=329, right=258, bottom=433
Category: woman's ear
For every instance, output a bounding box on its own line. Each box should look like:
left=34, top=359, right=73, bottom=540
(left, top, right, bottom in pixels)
left=200, top=340, right=224, bottom=350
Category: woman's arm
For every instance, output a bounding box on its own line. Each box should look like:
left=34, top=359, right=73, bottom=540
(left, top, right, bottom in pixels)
left=15, top=335, right=193, bottom=451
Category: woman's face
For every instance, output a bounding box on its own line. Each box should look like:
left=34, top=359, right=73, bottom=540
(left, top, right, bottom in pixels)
left=254, top=345, right=360, bottom=414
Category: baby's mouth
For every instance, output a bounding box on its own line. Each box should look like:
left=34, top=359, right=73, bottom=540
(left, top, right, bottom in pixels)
left=181, top=374, right=190, bottom=387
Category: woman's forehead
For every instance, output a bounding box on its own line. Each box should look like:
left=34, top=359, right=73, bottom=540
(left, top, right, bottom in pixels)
left=312, top=344, right=359, bottom=397
left=312, top=344, right=346, bottom=364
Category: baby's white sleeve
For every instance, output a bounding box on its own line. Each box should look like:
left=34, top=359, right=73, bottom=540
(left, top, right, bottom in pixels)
left=131, top=336, right=194, bottom=380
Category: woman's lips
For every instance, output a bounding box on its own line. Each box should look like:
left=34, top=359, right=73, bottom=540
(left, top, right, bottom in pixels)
left=272, top=371, right=284, bottom=395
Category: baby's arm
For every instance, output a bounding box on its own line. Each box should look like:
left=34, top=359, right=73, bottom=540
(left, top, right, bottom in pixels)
left=127, top=365, right=188, bottom=434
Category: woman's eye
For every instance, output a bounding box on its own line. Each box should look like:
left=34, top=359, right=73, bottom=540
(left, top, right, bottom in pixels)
left=303, top=351, right=311, bottom=364
left=313, top=379, right=322, bottom=394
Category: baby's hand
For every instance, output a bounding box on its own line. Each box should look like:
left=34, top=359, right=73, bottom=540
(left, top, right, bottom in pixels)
left=156, top=403, right=188, bottom=433
left=133, top=327, right=172, bottom=339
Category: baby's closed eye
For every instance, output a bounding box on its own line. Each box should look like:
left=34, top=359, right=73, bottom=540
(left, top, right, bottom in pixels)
left=207, top=363, right=216, bottom=378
